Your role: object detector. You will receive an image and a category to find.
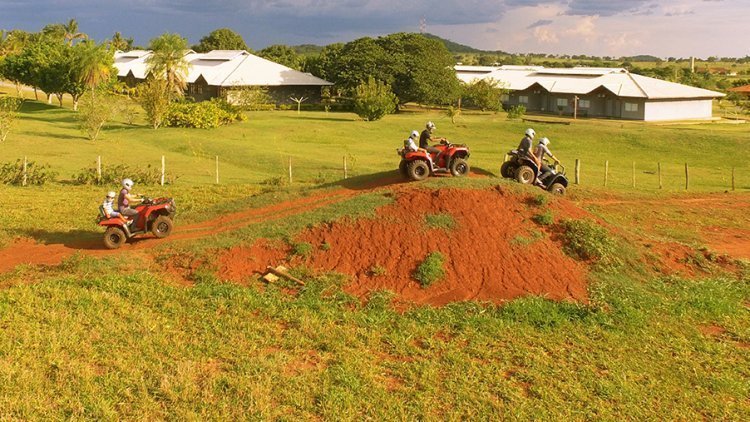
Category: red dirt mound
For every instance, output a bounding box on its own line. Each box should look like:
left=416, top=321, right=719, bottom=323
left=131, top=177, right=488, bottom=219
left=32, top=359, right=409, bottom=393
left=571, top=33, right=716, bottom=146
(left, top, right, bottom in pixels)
left=219, top=187, right=589, bottom=306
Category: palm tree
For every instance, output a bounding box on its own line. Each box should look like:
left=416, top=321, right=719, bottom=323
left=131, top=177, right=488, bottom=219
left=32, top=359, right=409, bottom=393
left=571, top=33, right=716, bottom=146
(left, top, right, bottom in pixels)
left=63, top=18, right=88, bottom=46
left=72, top=41, right=114, bottom=107
left=145, top=33, right=190, bottom=99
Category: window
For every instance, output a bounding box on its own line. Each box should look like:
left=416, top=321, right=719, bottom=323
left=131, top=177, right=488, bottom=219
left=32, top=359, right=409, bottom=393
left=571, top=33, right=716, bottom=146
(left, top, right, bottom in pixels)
left=624, top=102, right=638, bottom=112
left=500, top=94, right=510, bottom=102
left=518, top=95, right=529, bottom=104
left=556, top=98, right=568, bottom=107
left=578, top=99, right=590, bottom=108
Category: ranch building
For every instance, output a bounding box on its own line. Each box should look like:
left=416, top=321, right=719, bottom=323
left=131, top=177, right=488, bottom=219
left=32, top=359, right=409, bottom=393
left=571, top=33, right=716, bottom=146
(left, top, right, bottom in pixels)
left=114, top=50, right=333, bottom=104
left=456, top=65, right=724, bottom=121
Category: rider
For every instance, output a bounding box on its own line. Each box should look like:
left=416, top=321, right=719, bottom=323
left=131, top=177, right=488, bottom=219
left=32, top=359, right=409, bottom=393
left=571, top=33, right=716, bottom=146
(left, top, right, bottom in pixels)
left=118, top=178, right=143, bottom=227
left=102, top=191, right=128, bottom=222
left=517, top=128, right=539, bottom=168
left=419, top=121, right=445, bottom=168
left=533, top=137, right=560, bottom=184
left=405, top=130, right=435, bottom=169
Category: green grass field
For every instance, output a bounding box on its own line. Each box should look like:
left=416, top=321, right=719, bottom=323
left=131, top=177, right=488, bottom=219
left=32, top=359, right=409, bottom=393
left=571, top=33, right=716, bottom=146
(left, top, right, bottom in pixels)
left=1, top=91, right=749, bottom=419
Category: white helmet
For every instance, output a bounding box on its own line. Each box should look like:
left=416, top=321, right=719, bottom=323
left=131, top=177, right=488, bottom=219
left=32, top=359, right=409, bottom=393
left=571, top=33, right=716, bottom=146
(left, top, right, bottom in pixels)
left=426, top=121, right=436, bottom=131
left=410, top=130, right=419, bottom=139
left=122, top=178, right=134, bottom=190
left=539, top=137, right=550, bottom=146
left=525, top=128, right=536, bottom=138
left=106, top=191, right=116, bottom=199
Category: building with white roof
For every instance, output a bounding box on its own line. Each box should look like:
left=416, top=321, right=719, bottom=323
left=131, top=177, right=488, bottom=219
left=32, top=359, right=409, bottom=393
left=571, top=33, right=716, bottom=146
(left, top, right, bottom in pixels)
left=457, top=65, right=724, bottom=121
left=114, top=50, right=333, bottom=103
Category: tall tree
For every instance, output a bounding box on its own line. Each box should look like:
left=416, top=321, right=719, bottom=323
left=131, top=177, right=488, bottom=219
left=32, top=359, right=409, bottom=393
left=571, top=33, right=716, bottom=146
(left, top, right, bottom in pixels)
left=62, top=19, right=88, bottom=46
left=109, top=32, right=134, bottom=51
left=192, top=28, right=249, bottom=53
left=72, top=41, right=115, bottom=98
left=257, top=44, right=300, bottom=69
left=146, top=33, right=190, bottom=98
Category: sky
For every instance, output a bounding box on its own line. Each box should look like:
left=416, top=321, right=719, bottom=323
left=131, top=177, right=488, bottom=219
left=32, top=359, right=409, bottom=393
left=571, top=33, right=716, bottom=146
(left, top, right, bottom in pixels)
left=1, top=0, right=748, bottom=58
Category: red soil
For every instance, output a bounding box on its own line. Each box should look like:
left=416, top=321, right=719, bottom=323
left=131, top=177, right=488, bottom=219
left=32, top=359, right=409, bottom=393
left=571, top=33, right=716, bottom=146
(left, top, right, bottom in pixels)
left=219, top=187, right=590, bottom=306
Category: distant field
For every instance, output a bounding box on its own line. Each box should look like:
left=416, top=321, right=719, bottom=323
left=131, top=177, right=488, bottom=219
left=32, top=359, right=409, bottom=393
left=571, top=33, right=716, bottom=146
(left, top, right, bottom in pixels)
left=1, top=88, right=749, bottom=192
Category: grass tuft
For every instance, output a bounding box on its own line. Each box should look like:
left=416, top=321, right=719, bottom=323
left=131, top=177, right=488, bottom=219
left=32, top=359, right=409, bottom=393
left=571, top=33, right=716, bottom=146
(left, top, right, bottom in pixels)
left=414, top=252, right=446, bottom=287
left=424, top=212, right=457, bottom=231
left=560, top=218, right=623, bottom=272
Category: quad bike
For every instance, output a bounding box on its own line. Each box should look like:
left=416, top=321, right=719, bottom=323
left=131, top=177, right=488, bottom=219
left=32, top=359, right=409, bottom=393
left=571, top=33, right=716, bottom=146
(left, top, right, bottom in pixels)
left=500, top=149, right=569, bottom=195
left=98, top=197, right=176, bottom=249
left=397, top=140, right=471, bottom=181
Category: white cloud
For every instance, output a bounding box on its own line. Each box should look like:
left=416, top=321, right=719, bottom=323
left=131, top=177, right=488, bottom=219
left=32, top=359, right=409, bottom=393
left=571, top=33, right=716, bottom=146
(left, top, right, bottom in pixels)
left=533, top=26, right=559, bottom=43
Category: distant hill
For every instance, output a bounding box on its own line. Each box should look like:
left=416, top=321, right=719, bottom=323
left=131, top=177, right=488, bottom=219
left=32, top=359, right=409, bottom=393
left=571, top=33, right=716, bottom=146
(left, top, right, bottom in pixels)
left=422, top=33, right=508, bottom=55
left=620, top=55, right=663, bottom=62
left=289, top=34, right=507, bottom=56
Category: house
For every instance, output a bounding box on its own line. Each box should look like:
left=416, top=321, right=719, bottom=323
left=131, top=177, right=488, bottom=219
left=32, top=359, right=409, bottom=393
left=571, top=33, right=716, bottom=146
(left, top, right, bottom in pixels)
left=728, top=84, right=750, bottom=97
left=457, top=65, right=725, bottom=121
left=114, top=50, right=333, bottom=103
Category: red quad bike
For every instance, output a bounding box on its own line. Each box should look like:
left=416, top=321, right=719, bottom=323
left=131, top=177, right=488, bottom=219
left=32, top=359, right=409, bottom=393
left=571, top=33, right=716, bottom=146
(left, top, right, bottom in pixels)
left=397, top=140, right=471, bottom=181
left=500, top=149, right=569, bottom=195
left=98, top=197, right=176, bottom=249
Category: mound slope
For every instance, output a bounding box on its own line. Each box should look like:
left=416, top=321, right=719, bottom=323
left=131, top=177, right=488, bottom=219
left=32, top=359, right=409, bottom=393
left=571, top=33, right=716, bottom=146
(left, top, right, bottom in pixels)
left=219, top=187, right=589, bottom=306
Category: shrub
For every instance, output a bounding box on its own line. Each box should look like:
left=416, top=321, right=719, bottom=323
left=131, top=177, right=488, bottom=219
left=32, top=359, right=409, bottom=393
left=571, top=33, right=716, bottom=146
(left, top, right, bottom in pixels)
left=461, top=78, right=506, bottom=111
left=0, top=96, right=23, bottom=142
left=353, top=76, right=397, bottom=121
left=0, top=159, right=57, bottom=185
left=560, top=219, right=623, bottom=271
left=226, top=86, right=273, bottom=111
left=77, top=91, right=115, bottom=141
left=292, top=242, right=314, bottom=258
left=414, top=251, right=446, bottom=287
left=72, top=162, right=176, bottom=186
left=164, top=99, right=246, bottom=129
left=532, top=210, right=554, bottom=226
left=425, top=213, right=456, bottom=231
left=136, top=78, right=170, bottom=129
left=507, top=104, right=526, bottom=120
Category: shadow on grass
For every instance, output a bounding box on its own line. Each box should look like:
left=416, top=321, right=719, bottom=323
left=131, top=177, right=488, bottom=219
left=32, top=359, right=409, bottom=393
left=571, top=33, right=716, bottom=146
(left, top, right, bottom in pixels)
left=282, top=115, right=356, bottom=123
left=19, top=228, right=154, bottom=251
left=471, top=166, right=497, bottom=178
left=22, top=130, right=83, bottom=141
left=320, top=170, right=409, bottom=191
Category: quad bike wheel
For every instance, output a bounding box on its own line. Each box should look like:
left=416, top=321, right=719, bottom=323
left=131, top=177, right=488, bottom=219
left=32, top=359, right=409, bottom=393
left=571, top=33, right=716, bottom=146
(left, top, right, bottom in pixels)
left=398, top=159, right=408, bottom=179
left=407, top=160, right=430, bottom=181
left=549, top=183, right=566, bottom=195
left=151, top=215, right=174, bottom=238
left=515, top=165, right=535, bottom=184
left=103, top=226, right=127, bottom=249
left=450, top=158, right=470, bottom=177
left=500, top=161, right=516, bottom=178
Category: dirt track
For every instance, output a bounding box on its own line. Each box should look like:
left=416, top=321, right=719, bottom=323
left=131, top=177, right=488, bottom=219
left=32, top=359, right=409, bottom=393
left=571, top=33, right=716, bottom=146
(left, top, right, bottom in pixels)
left=2, top=177, right=749, bottom=306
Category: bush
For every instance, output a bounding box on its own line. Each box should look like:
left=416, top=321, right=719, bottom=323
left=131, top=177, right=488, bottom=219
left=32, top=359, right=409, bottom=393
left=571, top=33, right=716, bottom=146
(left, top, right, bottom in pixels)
left=532, top=210, right=554, bottom=226
left=164, top=99, right=246, bottom=129
left=353, top=76, right=397, bottom=121
left=560, top=219, right=623, bottom=271
left=461, top=78, right=506, bottom=111
left=0, top=159, right=57, bottom=185
left=414, top=251, right=446, bottom=287
left=0, top=96, right=23, bottom=143
left=77, top=91, right=115, bottom=141
left=72, top=162, right=176, bottom=186
left=506, top=104, right=526, bottom=120
left=136, top=78, right=170, bottom=129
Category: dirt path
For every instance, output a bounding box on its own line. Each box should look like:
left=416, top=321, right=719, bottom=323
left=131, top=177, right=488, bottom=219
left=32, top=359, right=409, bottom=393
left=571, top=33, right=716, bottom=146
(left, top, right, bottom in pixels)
left=0, top=174, right=407, bottom=274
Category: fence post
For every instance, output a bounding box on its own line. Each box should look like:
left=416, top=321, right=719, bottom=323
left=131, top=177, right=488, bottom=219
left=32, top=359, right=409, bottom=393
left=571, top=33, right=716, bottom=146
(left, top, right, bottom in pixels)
left=288, top=156, right=293, bottom=184
left=684, top=163, right=689, bottom=190
left=343, top=155, right=348, bottom=179
left=604, top=160, right=609, bottom=187
left=575, top=159, right=580, bottom=185
left=97, top=155, right=102, bottom=184
left=632, top=161, right=636, bottom=188
left=22, top=156, right=27, bottom=187
left=215, top=155, right=219, bottom=184
left=732, top=167, right=735, bottom=191
left=658, top=162, right=662, bottom=189
left=161, top=155, right=165, bottom=186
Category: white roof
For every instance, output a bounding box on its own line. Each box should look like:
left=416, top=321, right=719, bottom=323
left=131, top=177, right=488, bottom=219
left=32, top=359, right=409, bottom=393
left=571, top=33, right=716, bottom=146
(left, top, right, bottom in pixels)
left=463, top=66, right=723, bottom=100
left=114, top=50, right=332, bottom=87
